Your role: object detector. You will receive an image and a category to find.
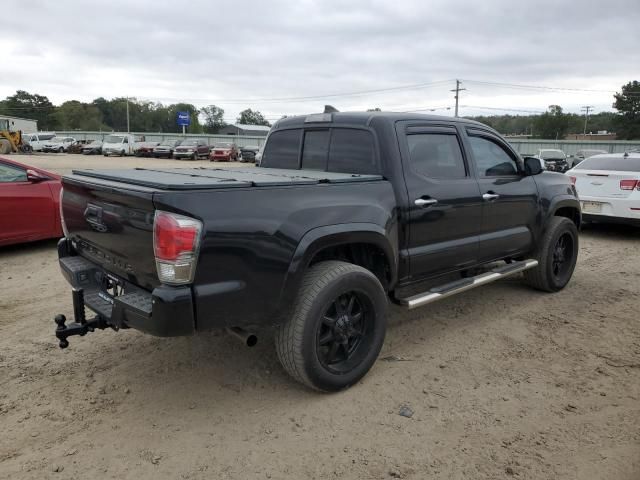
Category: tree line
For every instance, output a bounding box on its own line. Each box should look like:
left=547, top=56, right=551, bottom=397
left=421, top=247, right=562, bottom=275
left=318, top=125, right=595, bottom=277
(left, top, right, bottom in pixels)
left=0, top=81, right=638, bottom=139
left=0, top=92, right=271, bottom=134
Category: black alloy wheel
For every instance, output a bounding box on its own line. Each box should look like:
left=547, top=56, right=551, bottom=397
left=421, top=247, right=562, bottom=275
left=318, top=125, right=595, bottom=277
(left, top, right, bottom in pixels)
left=552, top=232, right=574, bottom=281
left=317, top=291, right=371, bottom=374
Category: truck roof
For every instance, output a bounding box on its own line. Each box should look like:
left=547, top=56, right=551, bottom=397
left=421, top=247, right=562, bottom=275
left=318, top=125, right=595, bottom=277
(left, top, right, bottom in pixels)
left=273, top=111, right=490, bottom=130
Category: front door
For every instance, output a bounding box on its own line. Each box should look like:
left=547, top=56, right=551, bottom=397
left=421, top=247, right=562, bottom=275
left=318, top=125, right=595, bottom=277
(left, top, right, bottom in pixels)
left=462, top=128, right=539, bottom=262
left=397, top=124, right=483, bottom=280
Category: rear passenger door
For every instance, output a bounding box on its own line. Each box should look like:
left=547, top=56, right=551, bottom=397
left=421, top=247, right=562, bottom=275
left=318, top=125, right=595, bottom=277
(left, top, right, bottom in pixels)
left=463, top=129, right=539, bottom=262
left=397, top=124, right=483, bottom=279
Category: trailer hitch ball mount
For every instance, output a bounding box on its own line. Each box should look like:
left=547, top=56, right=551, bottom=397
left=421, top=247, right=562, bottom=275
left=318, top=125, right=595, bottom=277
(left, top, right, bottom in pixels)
left=54, top=288, right=110, bottom=349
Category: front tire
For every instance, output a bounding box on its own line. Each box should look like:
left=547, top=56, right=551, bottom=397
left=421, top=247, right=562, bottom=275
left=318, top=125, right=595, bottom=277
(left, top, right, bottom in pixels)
left=523, top=216, right=578, bottom=292
left=275, top=261, right=388, bottom=392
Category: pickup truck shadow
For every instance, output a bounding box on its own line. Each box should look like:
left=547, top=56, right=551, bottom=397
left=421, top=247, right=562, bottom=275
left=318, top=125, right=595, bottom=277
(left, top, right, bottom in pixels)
left=580, top=222, right=640, bottom=240
left=0, top=238, right=59, bottom=256
left=80, top=274, right=543, bottom=409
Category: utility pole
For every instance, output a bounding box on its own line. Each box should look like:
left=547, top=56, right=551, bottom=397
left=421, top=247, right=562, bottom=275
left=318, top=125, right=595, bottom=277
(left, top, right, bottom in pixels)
left=581, top=105, right=593, bottom=135
left=451, top=79, right=466, bottom=117
left=126, top=97, right=130, bottom=133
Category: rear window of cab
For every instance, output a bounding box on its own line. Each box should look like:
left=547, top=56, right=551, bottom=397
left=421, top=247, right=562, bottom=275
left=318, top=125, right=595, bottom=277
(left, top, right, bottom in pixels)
left=260, top=127, right=378, bottom=174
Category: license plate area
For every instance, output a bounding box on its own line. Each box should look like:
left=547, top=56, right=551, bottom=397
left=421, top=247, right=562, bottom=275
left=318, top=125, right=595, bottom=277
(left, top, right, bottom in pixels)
left=582, top=201, right=602, bottom=213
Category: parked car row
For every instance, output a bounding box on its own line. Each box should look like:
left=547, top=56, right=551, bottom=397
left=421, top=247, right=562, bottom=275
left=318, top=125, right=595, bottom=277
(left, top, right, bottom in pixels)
left=137, top=139, right=250, bottom=162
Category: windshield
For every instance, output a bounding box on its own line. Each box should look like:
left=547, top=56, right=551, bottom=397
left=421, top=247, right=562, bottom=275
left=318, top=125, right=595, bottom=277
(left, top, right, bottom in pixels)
left=104, top=135, right=124, bottom=143
left=36, top=134, right=56, bottom=141
left=214, top=143, right=232, bottom=148
left=540, top=150, right=565, bottom=160
left=180, top=139, right=199, bottom=146
left=574, top=156, right=640, bottom=172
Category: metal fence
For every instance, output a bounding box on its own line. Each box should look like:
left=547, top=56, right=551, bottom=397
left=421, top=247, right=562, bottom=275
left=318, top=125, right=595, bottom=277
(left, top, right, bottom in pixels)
left=506, top=139, right=640, bottom=156
left=54, top=131, right=640, bottom=155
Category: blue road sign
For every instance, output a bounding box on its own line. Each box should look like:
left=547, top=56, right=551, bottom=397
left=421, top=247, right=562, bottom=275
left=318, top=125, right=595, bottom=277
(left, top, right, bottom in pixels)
left=177, top=111, right=191, bottom=127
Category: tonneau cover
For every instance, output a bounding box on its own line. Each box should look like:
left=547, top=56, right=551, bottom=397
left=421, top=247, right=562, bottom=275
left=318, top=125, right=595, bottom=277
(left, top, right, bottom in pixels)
left=69, top=167, right=384, bottom=190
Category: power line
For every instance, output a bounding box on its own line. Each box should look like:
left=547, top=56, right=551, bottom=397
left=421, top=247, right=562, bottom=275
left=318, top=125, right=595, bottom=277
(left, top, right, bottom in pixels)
left=461, top=79, right=615, bottom=94
left=460, top=105, right=546, bottom=114
left=134, top=79, right=455, bottom=105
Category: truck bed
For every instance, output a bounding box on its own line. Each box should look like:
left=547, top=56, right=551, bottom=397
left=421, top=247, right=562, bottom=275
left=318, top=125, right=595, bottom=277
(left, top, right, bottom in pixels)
left=69, top=167, right=384, bottom=190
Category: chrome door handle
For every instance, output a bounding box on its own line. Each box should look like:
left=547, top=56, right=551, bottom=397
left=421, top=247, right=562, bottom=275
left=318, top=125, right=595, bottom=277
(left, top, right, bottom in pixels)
left=415, top=198, right=438, bottom=207
left=482, top=193, right=500, bottom=201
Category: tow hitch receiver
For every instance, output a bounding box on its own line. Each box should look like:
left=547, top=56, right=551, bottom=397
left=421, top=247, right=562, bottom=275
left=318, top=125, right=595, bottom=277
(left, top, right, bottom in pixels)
left=54, top=288, right=111, bottom=349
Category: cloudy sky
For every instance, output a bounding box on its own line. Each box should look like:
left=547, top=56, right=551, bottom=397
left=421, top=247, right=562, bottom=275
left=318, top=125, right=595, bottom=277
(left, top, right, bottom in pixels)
left=3, top=0, right=639, bottom=123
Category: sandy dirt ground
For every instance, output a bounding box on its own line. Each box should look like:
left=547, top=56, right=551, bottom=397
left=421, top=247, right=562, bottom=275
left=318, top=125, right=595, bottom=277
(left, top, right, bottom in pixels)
left=1, top=154, right=639, bottom=479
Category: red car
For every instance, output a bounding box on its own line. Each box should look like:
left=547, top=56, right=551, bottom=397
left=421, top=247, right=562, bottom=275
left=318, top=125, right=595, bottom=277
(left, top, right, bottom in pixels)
left=0, top=157, right=63, bottom=247
left=209, top=142, right=239, bottom=162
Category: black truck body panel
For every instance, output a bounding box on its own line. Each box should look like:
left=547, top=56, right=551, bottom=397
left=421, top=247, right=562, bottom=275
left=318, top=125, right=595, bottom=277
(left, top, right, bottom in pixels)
left=57, top=112, right=581, bottom=337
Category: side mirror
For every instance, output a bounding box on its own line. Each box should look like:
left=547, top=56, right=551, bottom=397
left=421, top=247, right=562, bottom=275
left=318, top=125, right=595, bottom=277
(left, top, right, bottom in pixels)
left=26, top=169, right=47, bottom=182
left=523, top=157, right=544, bottom=176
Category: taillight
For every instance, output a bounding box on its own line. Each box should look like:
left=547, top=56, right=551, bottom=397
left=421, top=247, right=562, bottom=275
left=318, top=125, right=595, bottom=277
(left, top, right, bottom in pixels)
left=620, top=179, right=639, bottom=191
left=153, top=211, right=202, bottom=285
left=569, top=176, right=576, bottom=185
left=59, top=187, right=69, bottom=237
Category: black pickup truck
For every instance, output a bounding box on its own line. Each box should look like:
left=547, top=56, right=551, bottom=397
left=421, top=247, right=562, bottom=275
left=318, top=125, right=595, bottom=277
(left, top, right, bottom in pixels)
left=54, top=111, right=581, bottom=391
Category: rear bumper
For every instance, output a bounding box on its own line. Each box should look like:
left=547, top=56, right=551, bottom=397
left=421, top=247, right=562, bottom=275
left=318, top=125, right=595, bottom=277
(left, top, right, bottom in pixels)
left=58, top=239, right=195, bottom=337
left=579, top=195, right=640, bottom=224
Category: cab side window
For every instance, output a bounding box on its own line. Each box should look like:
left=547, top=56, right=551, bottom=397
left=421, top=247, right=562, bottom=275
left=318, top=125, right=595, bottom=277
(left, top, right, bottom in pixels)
left=467, top=135, right=518, bottom=176
left=407, top=133, right=467, bottom=179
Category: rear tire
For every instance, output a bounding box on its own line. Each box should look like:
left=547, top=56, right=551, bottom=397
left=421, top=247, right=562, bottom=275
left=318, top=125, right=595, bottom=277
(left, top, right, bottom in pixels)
left=523, top=216, right=578, bottom=292
left=275, top=261, right=388, bottom=392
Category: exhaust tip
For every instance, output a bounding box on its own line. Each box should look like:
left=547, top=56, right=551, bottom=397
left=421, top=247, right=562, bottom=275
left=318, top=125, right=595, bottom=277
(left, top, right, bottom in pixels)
left=227, top=327, right=258, bottom=347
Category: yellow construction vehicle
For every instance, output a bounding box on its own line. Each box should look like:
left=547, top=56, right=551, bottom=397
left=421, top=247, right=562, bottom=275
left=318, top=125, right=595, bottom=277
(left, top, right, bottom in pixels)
left=0, top=119, right=32, bottom=154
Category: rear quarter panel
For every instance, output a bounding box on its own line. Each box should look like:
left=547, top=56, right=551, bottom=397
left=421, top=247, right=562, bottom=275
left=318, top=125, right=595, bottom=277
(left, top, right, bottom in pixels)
left=152, top=180, right=398, bottom=329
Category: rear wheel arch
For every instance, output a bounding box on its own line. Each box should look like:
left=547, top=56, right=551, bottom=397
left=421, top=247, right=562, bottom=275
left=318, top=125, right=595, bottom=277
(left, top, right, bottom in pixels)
left=281, top=225, right=398, bottom=308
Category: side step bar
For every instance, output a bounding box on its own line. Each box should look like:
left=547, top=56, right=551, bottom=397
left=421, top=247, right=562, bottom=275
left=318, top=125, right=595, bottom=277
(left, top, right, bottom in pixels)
left=399, top=259, right=538, bottom=310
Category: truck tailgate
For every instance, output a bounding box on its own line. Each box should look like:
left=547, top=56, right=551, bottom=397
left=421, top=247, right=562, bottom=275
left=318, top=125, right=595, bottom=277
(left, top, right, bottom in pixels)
left=62, top=176, right=159, bottom=290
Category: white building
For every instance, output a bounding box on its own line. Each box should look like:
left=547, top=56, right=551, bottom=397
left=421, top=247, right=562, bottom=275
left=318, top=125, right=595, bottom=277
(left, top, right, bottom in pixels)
left=0, top=114, right=38, bottom=133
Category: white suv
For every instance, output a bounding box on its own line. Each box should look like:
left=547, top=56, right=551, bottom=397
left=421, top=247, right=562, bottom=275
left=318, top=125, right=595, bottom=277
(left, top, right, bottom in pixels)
left=42, top=136, right=77, bottom=153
